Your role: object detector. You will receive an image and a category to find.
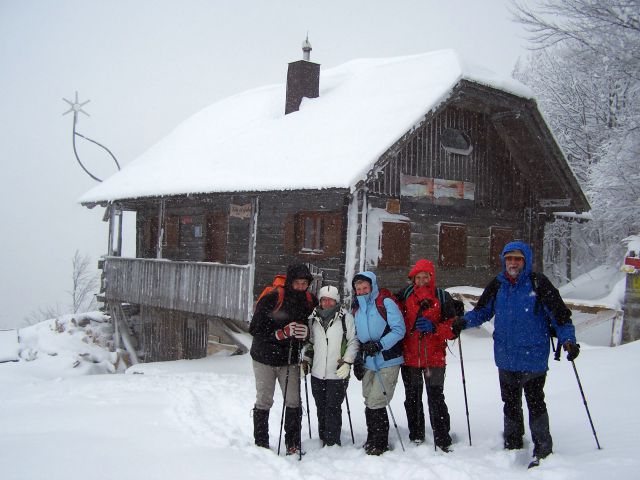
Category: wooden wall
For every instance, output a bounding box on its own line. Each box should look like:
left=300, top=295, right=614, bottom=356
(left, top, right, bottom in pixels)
left=252, top=189, right=350, bottom=300
left=140, top=306, right=208, bottom=362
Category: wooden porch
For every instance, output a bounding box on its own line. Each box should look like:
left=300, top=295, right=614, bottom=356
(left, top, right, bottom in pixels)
left=103, top=256, right=252, bottom=321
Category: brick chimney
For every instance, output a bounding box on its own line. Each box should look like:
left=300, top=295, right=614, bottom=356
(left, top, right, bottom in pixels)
left=285, top=36, right=320, bottom=114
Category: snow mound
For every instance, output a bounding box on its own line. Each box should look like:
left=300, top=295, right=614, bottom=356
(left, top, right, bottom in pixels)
left=5, top=312, right=125, bottom=380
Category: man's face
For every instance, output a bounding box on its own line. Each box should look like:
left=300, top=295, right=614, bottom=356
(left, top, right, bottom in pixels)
left=292, top=279, right=310, bottom=291
left=505, top=255, right=525, bottom=279
left=414, top=271, right=431, bottom=287
left=355, top=280, right=372, bottom=296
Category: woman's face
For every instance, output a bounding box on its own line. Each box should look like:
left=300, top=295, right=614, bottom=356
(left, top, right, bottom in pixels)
left=413, top=271, right=431, bottom=287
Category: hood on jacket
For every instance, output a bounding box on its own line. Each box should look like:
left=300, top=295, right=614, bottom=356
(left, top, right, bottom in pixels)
left=285, top=264, right=314, bottom=290
left=500, top=241, right=533, bottom=279
left=408, top=259, right=436, bottom=298
left=352, top=271, right=379, bottom=300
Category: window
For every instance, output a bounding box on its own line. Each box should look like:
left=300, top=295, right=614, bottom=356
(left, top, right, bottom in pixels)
left=302, top=214, right=323, bottom=252
left=439, top=223, right=467, bottom=267
left=285, top=212, right=343, bottom=257
left=379, top=222, right=410, bottom=267
left=441, top=128, right=473, bottom=156
left=490, top=227, right=514, bottom=267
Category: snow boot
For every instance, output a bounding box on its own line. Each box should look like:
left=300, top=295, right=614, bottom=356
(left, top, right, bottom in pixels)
left=530, top=412, right=553, bottom=459
left=284, top=406, right=302, bottom=453
left=252, top=408, right=270, bottom=449
left=365, top=407, right=390, bottom=456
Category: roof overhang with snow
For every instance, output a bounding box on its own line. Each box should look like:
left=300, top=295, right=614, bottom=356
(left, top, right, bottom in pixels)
left=78, top=49, right=588, bottom=214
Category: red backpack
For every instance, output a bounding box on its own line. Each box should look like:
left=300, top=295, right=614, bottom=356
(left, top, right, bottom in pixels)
left=352, top=288, right=402, bottom=321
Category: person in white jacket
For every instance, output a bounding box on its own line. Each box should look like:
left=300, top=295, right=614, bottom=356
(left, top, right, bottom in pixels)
left=303, top=286, right=359, bottom=446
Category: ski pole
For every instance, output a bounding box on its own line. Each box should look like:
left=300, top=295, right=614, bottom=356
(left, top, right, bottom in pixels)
left=373, top=357, right=405, bottom=452
left=458, top=335, right=472, bottom=446
left=297, top=347, right=303, bottom=462
left=344, top=380, right=355, bottom=444
left=303, top=368, right=312, bottom=439
left=277, top=340, right=293, bottom=456
left=551, top=338, right=601, bottom=449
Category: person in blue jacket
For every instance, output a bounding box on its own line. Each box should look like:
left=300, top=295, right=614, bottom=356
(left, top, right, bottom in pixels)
left=352, top=271, right=406, bottom=455
left=451, top=241, right=580, bottom=464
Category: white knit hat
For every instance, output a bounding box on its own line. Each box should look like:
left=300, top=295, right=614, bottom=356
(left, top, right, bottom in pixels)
left=318, top=285, right=340, bottom=303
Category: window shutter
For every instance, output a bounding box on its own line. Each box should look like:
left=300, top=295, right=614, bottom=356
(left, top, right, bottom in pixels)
left=439, top=224, right=467, bottom=267
left=165, top=215, right=180, bottom=248
left=379, top=222, right=411, bottom=267
left=284, top=214, right=297, bottom=254
left=205, top=213, right=228, bottom=262
left=490, top=227, right=514, bottom=267
left=323, top=212, right=343, bottom=256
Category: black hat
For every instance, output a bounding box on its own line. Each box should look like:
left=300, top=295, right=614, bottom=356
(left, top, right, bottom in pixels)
left=286, top=264, right=314, bottom=284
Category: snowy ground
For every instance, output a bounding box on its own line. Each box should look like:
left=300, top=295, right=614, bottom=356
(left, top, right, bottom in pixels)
left=1, top=315, right=638, bottom=480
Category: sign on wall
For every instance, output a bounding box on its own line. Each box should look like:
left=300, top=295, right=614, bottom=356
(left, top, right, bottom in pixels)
left=400, top=174, right=475, bottom=202
left=229, top=203, right=252, bottom=219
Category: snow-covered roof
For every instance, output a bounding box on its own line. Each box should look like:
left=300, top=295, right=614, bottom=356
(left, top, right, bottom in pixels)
left=79, top=50, right=532, bottom=204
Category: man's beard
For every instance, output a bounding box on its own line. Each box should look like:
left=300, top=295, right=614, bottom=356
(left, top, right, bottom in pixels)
left=506, top=266, right=521, bottom=278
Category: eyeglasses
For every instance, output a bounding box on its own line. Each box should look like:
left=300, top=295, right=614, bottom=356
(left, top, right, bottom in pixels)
left=504, top=256, right=524, bottom=263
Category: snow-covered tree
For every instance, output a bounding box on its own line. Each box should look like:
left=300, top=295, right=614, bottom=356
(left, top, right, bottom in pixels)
left=512, top=0, right=640, bottom=274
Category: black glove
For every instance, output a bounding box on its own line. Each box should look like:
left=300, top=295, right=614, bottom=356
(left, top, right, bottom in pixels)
left=451, top=317, right=467, bottom=338
left=564, top=341, right=580, bottom=361
left=362, top=340, right=382, bottom=357
left=419, top=299, right=432, bottom=310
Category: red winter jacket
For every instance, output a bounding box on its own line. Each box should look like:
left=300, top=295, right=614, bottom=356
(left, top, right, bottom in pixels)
left=400, top=261, right=455, bottom=368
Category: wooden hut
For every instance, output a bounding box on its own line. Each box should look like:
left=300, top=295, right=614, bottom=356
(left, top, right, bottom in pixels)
left=80, top=47, right=589, bottom=362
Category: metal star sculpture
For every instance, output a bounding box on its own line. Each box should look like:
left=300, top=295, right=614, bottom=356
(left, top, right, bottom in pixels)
left=62, top=91, right=91, bottom=120
left=62, top=91, right=120, bottom=182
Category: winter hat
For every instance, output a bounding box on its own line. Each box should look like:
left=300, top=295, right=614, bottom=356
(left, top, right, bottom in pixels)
left=318, top=285, right=340, bottom=303
left=408, top=259, right=435, bottom=278
left=285, top=264, right=314, bottom=287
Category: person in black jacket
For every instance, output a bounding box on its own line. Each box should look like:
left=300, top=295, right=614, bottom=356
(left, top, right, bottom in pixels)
left=249, top=264, right=317, bottom=455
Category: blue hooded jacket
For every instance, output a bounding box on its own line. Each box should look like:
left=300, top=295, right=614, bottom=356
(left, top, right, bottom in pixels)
left=463, top=241, right=576, bottom=372
left=353, top=271, right=405, bottom=371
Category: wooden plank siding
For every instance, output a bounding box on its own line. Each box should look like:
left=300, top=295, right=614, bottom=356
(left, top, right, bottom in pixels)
left=362, top=104, right=538, bottom=291
left=103, top=257, right=251, bottom=321
left=253, top=189, right=350, bottom=300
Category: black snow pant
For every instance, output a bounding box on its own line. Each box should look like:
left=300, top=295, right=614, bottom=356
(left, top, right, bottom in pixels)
left=499, top=369, right=553, bottom=458
left=310, top=376, right=347, bottom=446
left=401, top=365, right=452, bottom=448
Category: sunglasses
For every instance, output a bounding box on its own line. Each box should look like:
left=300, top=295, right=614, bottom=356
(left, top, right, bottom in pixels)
left=504, top=256, right=524, bottom=262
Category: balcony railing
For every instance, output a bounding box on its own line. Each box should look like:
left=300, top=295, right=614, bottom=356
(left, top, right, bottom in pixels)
left=103, top=257, right=251, bottom=321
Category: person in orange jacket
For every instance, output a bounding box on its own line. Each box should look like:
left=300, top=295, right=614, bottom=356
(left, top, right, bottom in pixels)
left=396, top=259, right=456, bottom=451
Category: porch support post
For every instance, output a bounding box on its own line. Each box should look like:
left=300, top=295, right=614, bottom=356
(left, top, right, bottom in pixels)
left=246, top=196, right=259, bottom=322
left=157, top=199, right=165, bottom=259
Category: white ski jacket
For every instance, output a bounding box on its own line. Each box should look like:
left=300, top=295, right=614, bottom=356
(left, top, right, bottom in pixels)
left=305, top=307, right=359, bottom=380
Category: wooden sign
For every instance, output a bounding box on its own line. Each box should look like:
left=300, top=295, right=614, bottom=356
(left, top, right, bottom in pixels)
left=230, top=203, right=252, bottom=219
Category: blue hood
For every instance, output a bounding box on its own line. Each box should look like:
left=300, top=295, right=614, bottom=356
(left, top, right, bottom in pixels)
left=352, top=270, right=379, bottom=304
left=500, top=241, right=533, bottom=279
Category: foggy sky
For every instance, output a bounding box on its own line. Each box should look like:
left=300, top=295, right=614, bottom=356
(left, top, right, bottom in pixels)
left=0, top=0, right=534, bottom=328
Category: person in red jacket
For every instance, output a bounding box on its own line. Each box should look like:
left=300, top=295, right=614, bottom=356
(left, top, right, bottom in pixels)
left=396, top=259, right=456, bottom=451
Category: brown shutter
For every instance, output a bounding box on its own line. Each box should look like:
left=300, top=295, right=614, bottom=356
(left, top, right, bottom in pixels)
left=490, top=227, right=514, bottom=267
left=284, top=214, right=298, bottom=254
left=205, top=213, right=228, bottom=262
left=144, top=216, right=159, bottom=258
left=379, top=222, right=411, bottom=267
left=439, top=224, right=467, bottom=267
left=323, top=212, right=343, bottom=256
left=165, top=215, right=180, bottom=248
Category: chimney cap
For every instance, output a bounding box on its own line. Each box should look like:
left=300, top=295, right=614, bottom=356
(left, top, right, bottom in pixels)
left=302, top=34, right=312, bottom=61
